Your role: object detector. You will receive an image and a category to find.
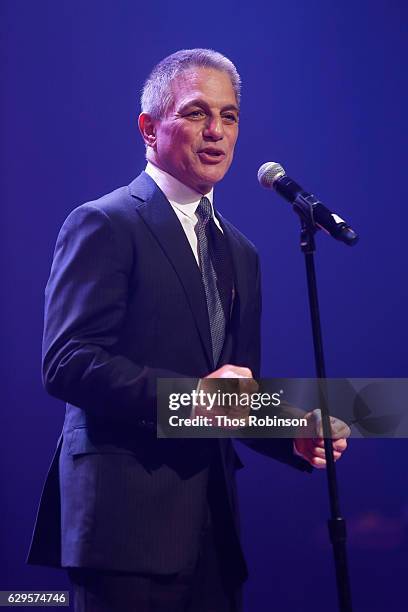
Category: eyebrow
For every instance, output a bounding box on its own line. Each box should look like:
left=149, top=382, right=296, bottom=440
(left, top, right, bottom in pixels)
left=178, top=99, right=240, bottom=114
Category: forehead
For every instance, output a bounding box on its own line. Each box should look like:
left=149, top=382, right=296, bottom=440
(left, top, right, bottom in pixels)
left=169, top=67, right=237, bottom=110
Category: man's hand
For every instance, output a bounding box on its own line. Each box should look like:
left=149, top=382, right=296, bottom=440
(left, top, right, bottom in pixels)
left=294, top=409, right=351, bottom=468
left=194, top=364, right=258, bottom=428
left=205, top=364, right=253, bottom=380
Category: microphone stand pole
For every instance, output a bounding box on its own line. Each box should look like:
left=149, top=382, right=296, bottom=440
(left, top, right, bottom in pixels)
left=296, top=204, right=353, bottom=612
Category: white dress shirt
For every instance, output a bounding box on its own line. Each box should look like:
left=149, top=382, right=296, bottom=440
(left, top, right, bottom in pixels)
left=145, top=161, right=223, bottom=266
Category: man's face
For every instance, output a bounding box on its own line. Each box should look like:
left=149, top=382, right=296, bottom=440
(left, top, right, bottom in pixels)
left=148, top=67, right=239, bottom=194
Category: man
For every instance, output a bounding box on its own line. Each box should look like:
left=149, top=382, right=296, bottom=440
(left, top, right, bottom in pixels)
left=27, top=49, right=348, bottom=611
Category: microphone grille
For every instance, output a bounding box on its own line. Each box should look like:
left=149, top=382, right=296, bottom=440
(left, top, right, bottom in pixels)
left=257, top=162, right=286, bottom=188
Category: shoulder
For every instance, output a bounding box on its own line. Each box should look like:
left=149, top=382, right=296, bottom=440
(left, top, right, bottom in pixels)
left=65, top=184, right=135, bottom=227
left=59, top=174, right=152, bottom=242
left=62, top=171, right=159, bottom=230
left=52, top=182, right=142, bottom=269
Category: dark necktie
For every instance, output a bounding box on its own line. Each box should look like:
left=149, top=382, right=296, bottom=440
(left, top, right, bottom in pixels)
left=195, top=197, right=233, bottom=367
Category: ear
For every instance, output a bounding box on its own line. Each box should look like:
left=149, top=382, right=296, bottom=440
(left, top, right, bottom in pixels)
left=138, top=112, right=157, bottom=148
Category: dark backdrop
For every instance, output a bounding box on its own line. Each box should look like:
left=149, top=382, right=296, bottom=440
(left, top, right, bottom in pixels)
left=1, top=1, right=407, bottom=610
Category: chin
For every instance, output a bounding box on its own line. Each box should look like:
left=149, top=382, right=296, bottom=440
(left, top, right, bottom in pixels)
left=195, top=177, right=223, bottom=194
left=199, top=169, right=226, bottom=186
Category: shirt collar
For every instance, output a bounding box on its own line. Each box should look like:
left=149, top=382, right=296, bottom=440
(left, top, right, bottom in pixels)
left=145, top=161, right=215, bottom=221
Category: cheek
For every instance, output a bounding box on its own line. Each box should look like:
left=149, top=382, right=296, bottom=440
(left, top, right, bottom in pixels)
left=226, top=140, right=237, bottom=162
left=157, top=132, right=173, bottom=158
left=161, top=125, right=187, bottom=153
left=226, top=131, right=238, bottom=154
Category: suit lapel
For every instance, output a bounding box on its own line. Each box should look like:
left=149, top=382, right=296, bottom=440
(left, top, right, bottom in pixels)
left=217, top=213, right=249, bottom=325
left=129, top=172, right=213, bottom=369
left=215, top=213, right=251, bottom=367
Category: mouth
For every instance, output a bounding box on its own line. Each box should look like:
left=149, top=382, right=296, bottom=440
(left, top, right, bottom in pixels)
left=197, top=148, right=226, bottom=164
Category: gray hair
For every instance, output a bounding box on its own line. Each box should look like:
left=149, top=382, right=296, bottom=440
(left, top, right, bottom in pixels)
left=141, top=48, right=241, bottom=119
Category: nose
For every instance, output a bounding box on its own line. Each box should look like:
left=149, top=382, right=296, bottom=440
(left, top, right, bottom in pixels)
left=203, top=115, right=224, bottom=141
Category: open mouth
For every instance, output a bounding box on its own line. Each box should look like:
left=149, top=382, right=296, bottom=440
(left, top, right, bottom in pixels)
left=198, top=149, right=226, bottom=163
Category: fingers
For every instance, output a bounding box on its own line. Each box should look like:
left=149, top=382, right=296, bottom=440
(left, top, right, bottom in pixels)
left=200, top=365, right=256, bottom=427
left=206, top=364, right=253, bottom=379
left=220, top=365, right=253, bottom=378
left=309, top=456, right=328, bottom=469
left=312, top=438, right=348, bottom=452
left=308, top=450, right=343, bottom=468
left=311, top=445, right=343, bottom=461
left=238, top=377, right=259, bottom=394
left=295, top=436, right=348, bottom=469
left=333, top=438, right=348, bottom=452
left=204, top=365, right=258, bottom=400
left=332, top=420, right=351, bottom=440
left=309, top=409, right=351, bottom=440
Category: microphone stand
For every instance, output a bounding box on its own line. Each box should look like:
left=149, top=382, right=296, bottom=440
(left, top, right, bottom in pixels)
left=295, top=203, right=353, bottom=612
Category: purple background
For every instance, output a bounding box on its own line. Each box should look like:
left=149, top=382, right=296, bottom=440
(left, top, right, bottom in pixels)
left=1, top=1, right=407, bottom=610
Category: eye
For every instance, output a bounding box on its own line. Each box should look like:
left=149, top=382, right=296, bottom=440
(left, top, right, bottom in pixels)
left=222, top=113, right=238, bottom=123
left=186, top=110, right=206, bottom=119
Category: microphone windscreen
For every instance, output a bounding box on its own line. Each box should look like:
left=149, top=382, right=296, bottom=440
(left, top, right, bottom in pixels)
left=257, top=162, right=286, bottom=188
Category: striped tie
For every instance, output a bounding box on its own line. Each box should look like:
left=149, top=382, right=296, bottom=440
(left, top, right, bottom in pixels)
left=195, top=197, right=227, bottom=367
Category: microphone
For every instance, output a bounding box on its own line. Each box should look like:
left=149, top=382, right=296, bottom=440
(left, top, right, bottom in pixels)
left=258, top=162, right=359, bottom=246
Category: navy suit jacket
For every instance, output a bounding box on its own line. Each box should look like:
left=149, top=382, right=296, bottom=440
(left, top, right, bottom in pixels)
left=27, top=172, right=310, bottom=581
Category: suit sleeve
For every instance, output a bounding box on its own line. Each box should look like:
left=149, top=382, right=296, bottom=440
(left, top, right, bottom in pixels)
left=42, top=203, right=187, bottom=426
